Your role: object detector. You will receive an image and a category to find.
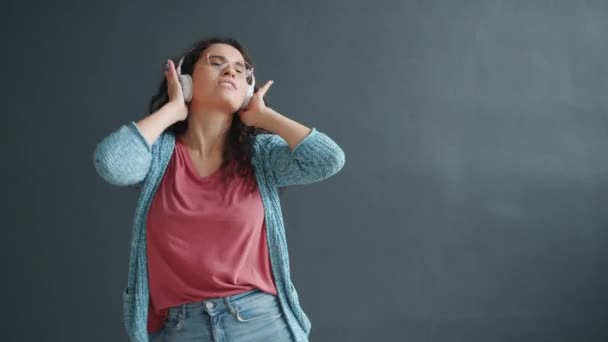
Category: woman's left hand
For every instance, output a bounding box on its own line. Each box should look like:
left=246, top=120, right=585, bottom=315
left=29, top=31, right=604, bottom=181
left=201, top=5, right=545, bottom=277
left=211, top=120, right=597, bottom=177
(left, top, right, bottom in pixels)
left=238, top=80, right=274, bottom=127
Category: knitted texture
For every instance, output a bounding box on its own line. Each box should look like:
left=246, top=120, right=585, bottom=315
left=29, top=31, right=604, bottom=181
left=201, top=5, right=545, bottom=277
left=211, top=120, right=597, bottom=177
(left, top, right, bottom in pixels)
left=93, top=121, right=345, bottom=341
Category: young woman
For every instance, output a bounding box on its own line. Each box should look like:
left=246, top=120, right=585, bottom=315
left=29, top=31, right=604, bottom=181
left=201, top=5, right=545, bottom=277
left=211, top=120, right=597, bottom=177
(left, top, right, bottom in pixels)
left=93, top=37, right=345, bottom=342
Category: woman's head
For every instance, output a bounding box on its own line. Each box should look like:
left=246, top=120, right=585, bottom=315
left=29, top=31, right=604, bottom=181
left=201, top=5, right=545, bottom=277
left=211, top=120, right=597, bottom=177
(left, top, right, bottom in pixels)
left=181, top=40, right=255, bottom=113
left=149, top=37, right=257, bottom=134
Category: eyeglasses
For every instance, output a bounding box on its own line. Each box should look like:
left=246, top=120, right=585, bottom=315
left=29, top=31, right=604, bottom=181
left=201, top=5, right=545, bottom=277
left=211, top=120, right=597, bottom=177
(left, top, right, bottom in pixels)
left=204, top=53, right=254, bottom=81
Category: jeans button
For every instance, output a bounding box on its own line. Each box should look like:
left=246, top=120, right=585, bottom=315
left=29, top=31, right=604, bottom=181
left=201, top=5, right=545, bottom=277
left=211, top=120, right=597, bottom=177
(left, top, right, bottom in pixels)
left=205, top=302, right=214, bottom=309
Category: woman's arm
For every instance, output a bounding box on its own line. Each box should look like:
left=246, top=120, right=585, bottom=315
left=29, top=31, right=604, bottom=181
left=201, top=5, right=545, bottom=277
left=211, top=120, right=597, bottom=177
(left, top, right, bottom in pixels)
left=92, top=102, right=183, bottom=186
left=134, top=101, right=184, bottom=147
left=255, top=108, right=346, bottom=187
left=257, top=108, right=313, bottom=149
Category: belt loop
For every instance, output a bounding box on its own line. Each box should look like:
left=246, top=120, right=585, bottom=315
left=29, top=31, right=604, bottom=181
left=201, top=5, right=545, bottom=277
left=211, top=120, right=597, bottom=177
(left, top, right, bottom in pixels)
left=224, top=295, right=238, bottom=315
left=179, top=303, right=187, bottom=319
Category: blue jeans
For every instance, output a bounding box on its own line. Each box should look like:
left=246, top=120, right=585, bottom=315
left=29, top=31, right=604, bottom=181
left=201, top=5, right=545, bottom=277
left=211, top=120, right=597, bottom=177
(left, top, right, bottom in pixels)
left=148, top=288, right=295, bottom=342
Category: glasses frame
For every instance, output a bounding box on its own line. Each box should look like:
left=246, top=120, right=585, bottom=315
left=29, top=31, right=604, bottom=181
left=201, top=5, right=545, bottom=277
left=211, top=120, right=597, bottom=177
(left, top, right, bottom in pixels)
left=204, top=53, right=254, bottom=82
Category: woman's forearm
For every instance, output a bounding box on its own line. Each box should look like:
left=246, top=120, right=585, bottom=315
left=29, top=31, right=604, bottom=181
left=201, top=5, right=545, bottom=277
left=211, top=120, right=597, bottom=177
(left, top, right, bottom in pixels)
left=257, top=108, right=312, bottom=150
left=135, top=101, right=184, bottom=148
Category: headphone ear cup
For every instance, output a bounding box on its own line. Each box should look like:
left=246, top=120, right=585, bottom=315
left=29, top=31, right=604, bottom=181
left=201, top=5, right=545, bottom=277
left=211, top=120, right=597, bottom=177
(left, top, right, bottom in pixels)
left=178, top=74, right=192, bottom=102
left=240, top=74, right=256, bottom=109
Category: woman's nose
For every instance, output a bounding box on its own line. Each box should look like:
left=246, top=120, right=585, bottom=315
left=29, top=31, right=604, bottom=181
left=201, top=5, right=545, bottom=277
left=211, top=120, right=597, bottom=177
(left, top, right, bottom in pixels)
left=222, top=65, right=237, bottom=77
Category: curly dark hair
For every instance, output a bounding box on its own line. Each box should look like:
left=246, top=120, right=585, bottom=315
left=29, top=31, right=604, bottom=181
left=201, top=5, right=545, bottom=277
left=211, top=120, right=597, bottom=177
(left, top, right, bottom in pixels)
left=147, top=37, right=285, bottom=195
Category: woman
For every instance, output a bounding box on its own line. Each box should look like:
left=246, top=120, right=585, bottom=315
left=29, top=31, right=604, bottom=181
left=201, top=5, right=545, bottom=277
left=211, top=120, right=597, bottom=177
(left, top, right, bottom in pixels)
left=93, top=37, right=345, bottom=342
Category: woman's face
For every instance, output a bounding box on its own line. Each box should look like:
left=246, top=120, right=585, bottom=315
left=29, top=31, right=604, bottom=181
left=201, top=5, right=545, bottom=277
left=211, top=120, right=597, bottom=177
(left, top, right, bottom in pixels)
left=190, top=43, right=251, bottom=112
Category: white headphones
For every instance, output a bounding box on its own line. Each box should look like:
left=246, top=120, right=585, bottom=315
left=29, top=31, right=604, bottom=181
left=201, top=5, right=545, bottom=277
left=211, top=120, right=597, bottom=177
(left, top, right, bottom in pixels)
left=176, top=54, right=256, bottom=110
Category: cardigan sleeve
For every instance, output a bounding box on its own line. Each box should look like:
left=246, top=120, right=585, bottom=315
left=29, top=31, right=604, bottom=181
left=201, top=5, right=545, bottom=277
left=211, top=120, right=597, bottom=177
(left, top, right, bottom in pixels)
left=93, top=121, right=153, bottom=187
left=256, top=127, right=346, bottom=187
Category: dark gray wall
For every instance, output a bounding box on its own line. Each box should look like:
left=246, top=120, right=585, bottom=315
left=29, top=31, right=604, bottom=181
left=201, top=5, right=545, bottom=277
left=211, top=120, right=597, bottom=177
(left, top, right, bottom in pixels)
left=4, top=0, right=608, bottom=341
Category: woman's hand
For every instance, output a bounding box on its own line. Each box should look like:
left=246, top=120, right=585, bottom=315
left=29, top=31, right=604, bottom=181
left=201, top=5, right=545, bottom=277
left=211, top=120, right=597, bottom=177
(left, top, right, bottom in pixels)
left=164, top=59, right=188, bottom=121
left=238, top=80, right=274, bottom=127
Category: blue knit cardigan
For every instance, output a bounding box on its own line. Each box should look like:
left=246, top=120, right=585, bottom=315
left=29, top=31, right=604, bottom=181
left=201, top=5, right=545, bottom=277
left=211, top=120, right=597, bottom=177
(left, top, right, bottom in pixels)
left=93, top=121, right=346, bottom=341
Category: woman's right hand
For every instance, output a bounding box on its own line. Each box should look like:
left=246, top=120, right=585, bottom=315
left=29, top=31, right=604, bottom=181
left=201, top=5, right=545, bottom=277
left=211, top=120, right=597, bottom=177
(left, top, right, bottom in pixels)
left=165, top=59, right=188, bottom=121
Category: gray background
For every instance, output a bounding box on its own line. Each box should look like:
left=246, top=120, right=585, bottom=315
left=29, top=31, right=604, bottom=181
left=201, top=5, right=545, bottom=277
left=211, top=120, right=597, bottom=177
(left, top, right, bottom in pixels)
left=3, top=0, right=608, bottom=341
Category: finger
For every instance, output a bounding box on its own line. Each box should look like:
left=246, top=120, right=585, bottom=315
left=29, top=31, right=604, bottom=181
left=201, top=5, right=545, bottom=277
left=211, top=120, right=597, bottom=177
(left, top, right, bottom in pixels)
left=257, top=80, right=274, bottom=97
left=164, top=61, right=172, bottom=79
left=168, top=60, right=178, bottom=80
left=166, top=61, right=180, bottom=86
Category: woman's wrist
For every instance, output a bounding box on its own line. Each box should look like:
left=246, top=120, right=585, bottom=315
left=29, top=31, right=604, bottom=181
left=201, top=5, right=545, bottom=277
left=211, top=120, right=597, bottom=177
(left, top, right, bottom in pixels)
left=163, top=101, right=188, bottom=122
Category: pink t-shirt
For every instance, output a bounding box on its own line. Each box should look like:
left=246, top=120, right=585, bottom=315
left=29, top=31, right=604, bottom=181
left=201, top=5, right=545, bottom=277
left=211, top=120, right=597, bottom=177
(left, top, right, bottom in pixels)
left=145, top=137, right=278, bottom=333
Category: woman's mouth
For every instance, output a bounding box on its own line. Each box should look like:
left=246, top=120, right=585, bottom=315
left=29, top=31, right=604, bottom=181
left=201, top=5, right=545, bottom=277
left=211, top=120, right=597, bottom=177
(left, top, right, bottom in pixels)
left=219, top=80, right=237, bottom=89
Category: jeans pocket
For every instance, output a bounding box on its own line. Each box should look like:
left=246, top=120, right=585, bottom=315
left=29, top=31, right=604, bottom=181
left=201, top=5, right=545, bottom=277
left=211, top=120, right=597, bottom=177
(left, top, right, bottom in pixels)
left=234, top=292, right=282, bottom=322
left=163, top=309, right=185, bottom=330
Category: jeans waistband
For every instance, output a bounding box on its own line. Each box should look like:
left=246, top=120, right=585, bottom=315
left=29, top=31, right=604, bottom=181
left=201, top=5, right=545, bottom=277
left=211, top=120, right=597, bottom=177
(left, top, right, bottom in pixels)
left=165, top=288, right=262, bottom=317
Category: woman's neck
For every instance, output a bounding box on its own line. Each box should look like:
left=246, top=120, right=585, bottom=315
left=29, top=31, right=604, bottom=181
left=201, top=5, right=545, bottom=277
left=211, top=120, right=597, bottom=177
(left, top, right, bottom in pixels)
left=180, top=109, right=232, bottom=157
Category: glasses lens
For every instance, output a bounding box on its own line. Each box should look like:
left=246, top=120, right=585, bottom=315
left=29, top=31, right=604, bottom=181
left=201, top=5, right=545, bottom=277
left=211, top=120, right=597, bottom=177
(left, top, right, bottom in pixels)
left=234, top=63, right=246, bottom=74
left=208, top=55, right=252, bottom=79
left=208, top=55, right=226, bottom=66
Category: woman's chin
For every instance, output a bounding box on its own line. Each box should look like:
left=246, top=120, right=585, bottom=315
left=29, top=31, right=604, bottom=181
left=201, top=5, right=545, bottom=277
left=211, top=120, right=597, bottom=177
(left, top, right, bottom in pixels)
left=195, top=92, right=243, bottom=113
left=219, top=95, right=244, bottom=112
left=217, top=99, right=241, bottom=113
